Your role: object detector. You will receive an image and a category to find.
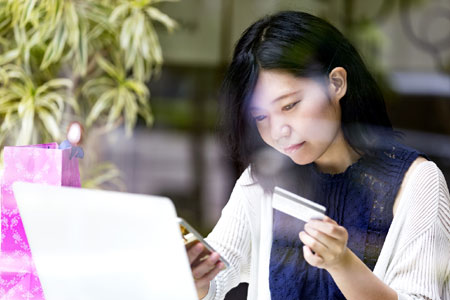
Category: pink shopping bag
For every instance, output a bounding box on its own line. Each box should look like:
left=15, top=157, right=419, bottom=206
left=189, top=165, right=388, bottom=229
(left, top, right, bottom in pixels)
left=0, top=142, right=81, bottom=299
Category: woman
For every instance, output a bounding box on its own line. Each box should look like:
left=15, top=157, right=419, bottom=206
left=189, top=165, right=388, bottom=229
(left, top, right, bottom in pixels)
left=187, top=11, right=450, bottom=300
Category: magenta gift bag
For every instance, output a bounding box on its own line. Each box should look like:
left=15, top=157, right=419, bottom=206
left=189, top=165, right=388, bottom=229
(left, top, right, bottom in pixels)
left=0, top=143, right=81, bottom=299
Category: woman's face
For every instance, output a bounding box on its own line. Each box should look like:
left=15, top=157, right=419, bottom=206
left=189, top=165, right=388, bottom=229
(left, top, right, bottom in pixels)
left=250, top=69, right=342, bottom=165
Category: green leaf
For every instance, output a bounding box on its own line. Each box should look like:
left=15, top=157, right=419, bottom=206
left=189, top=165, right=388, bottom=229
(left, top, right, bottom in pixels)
left=36, top=92, right=64, bottom=111
left=109, top=3, right=129, bottom=23
left=0, top=92, right=19, bottom=106
left=0, top=102, right=19, bottom=114
left=76, top=22, right=88, bottom=75
left=65, top=2, right=79, bottom=31
left=18, top=95, right=33, bottom=117
left=125, top=41, right=137, bottom=69
left=145, top=7, right=177, bottom=32
left=35, top=78, right=72, bottom=95
left=124, top=80, right=149, bottom=98
left=64, top=96, right=79, bottom=113
left=82, top=77, right=115, bottom=96
left=123, top=89, right=138, bottom=136
left=41, top=22, right=68, bottom=69
left=1, top=110, right=19, bottom=131
left=0, top=49, right=20, bottom=65
left=132, top=57, right=145, bottom=81
left=120, top=16, right=134, bottom=50
left=20, top=0, right=38, bottom=26
left=138, top=99, right=154, bottom=126
left=13, top=24, right=25, bottom=45
left=35, top=100, right=61, bottom=121
left=146, top=21, right=162, bottom=64
left=16, top=107, right=34, bottom=145
left=106, top=87, right=125, bottom=127
left=86, top=89, right=116, bottom=127
left=9, top=82, right=29, bottom=97
left=97, top=56, right=122, bottom=80
left=37, top=109, right=61, bottom=140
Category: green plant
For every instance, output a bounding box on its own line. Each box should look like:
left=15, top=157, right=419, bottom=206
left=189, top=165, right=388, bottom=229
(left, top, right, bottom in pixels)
left=0, top=0, right=178, bottom=188
left=0, top=64, right=78, bottom=145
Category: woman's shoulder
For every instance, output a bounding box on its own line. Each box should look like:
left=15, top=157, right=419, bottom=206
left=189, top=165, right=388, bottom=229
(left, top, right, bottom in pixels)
left=230, top=166, right=265, bottom=197
left=392, top=158, right=450, bottom=254
left=235, top=165, right=270, bottom=189
left=395, top=157, right=449, bottom=220
left=227, top=166, right=271, bottom=221
left=377, top=140, right=427, bottom=162
left=236, top=166, right=255, bottom=185
left=404, top=158, right=446, bottom=190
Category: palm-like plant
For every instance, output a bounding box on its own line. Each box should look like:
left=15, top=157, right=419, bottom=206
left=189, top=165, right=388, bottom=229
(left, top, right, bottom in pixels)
left=84, top=55, right=154, bottom=136
left=109, top=0, right=177, bottom=81
left=0, top=64, right=78, bottom=146
left=0, top=0, right=178, bottom=189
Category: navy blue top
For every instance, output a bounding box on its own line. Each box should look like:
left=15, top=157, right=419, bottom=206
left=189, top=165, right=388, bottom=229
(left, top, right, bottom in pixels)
left=269, top=142, right=424, bottom=299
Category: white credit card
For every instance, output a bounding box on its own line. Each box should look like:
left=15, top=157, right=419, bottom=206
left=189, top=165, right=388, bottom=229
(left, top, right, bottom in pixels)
left=272, top=186, right=326, bottom=222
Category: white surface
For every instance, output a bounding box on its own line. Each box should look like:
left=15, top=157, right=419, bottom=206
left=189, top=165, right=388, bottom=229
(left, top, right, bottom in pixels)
left=12, top=182, right=197, bottom=300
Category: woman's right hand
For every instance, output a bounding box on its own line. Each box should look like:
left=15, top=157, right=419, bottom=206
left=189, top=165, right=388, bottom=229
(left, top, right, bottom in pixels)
left=186, top=241, right=225, bottom=299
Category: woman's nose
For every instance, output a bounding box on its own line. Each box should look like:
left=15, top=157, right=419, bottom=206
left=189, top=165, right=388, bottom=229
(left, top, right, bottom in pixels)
left=271, top=119, right=291, bottom=141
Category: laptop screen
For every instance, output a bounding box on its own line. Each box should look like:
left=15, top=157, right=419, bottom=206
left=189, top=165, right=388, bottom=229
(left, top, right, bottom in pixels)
left=12, top=182, right=198, bottom=300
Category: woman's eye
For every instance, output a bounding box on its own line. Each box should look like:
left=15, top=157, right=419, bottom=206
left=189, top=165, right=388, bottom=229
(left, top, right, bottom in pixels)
left=253, top=115, right=267, bottom=122
left=282, top=101, right=300, bottom=111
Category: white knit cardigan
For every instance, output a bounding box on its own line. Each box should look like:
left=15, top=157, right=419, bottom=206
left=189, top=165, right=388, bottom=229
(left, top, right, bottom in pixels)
left=204, top=161, right=450, bottom=300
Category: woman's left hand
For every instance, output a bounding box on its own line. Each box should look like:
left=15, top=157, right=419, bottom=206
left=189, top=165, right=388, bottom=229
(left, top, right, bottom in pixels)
left=299, top=216, right=349, bottom=270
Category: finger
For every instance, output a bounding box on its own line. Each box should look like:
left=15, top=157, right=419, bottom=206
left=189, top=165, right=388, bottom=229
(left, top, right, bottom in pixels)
left=322, top=216, right=337, bottom=224
left=194, top=261, right=224, bottom=289
left=190, top=248, right=214, bottom=269
left=186, top=240, right=200, bottom=251
left=303, top=223, right=339, bottom=249
left=299, top=231, right=328, bottom=256
left=307, top=220, right=347, bottom=240
left=303, top=245, right=324, bottom=267
left=187, top=242, right=204, bottom=264
left=192, top=252, right=221, bottom=280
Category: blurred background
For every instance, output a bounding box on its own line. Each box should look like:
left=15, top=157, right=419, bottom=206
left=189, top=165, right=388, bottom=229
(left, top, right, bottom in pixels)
left=104, top=0, right=450, bottom=231
left=0, top=0, right=449, bottom=298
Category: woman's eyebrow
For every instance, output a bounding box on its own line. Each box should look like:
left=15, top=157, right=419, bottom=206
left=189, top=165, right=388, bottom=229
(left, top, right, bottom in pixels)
left=248, top=106, right=263, bottom=113
left=250, top=89, right=303, bottom=111
left=271, top=89, right=303, bottom=104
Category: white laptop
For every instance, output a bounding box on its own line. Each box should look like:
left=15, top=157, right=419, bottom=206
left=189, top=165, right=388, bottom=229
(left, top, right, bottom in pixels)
left=12, top=182, right=198, bottom=300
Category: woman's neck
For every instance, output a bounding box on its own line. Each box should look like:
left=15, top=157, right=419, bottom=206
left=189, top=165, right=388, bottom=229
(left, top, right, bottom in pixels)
left=314, top=130, right=361, bottom=174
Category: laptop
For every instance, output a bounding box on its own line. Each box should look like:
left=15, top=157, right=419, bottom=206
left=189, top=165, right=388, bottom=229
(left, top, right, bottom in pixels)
left=12, top=182, right=198, bottom=300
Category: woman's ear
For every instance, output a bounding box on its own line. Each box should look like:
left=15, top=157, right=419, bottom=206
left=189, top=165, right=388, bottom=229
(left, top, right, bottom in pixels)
left=328, top=67, right=347, bottom=102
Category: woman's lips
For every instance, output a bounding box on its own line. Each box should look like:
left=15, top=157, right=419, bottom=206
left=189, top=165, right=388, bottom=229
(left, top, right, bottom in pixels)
left=284, top=142, right=305, bottom=154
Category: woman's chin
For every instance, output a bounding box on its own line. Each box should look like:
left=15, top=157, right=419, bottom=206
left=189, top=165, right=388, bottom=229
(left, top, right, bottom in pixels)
left=289, top=155, right=312, bottom=166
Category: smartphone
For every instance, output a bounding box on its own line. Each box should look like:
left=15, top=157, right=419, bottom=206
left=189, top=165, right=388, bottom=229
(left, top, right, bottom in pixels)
left=177, top=217, right=230, bottom=269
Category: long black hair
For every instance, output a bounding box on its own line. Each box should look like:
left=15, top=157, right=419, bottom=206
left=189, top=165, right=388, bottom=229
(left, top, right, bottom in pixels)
left=219, top=11, right=396, bottom=186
